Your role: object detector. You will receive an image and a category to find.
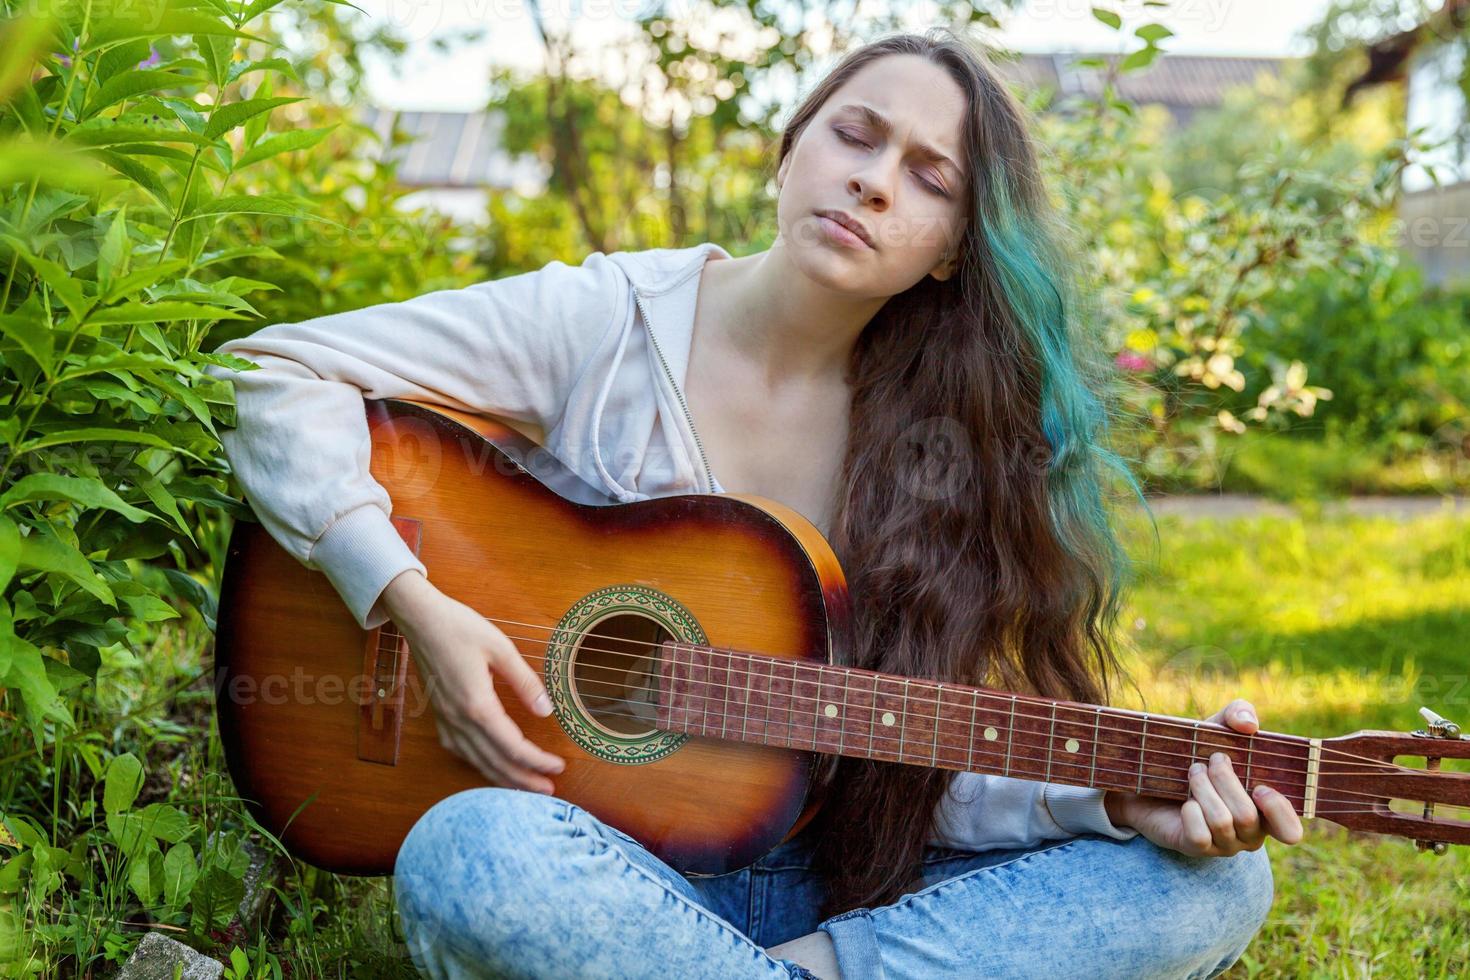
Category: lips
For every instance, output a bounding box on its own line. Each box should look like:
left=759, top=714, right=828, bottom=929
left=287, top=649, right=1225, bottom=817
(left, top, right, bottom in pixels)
left=816, top=209, right=874, bottom=249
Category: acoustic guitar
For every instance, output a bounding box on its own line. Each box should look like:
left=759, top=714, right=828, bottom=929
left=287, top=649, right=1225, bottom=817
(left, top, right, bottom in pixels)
left=213, top=398, right=1470, bottom=876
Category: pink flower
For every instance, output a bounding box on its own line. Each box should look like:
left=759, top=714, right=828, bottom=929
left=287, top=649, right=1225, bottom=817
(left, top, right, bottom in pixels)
left=138, top=46, right=161, bottom=69
left=1114, top=351, right=1151, bottom=373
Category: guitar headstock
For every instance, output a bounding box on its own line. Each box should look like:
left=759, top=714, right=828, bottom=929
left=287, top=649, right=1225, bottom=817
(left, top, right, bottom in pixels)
left=1316, top=708, right=1470, bottom=852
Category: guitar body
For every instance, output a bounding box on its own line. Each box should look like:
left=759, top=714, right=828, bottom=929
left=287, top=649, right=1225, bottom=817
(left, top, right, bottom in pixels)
left=214, top=398, right=854, bottom=877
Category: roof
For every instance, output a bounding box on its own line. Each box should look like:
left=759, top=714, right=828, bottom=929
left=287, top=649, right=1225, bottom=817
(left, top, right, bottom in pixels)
left=355, top=105, right=547, bottom=192
left=990, top=52, right=1291, bottom=125
left=360, top=52, right=1291, bottom=189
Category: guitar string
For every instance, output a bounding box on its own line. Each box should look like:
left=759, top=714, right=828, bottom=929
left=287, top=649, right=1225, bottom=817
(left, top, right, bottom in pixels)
left=366, top=631, right=1466, bottom=798
left=372, top=619, right=1459, bottom=777
left=367, top=637, right=1468, bottom=817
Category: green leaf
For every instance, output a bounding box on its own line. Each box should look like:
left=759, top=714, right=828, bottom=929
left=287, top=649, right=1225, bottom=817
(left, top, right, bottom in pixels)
left=234, top=125, right=336, bottom=170
left=239, top=0, right=291, bottom=24
left=199, top=33, right=234, bottom=88
left=0, top=14, right=58, bottom=107
left=81, top=70, right=192, bottom=121
left=186, top=193, right=318, bottom=221
left=140, top=371, right=218, bottom=435
left=0, top=516, right=19, bottom=594
left=227, top=56, right=299, bottom=86
left=97, top=205, right=131, bottom=294
left=68, top=123, right=217, bottom=149
left=17, top=526, right=116, bottom=605
left=86, top=148, right=171, bottom=208
left=0, top=633, right=68, bottom=731
left=86, top=301, right=251, bottom=325
left=99, top=256, right=193, bottom=305
left=1134, top=23, right=1174, bottom=43
left=103, top=752, right=144, bottom=813
left=0, top=474, right=154, bottom=523
left=163, top=842, right=198, bottom=910
left=1120, top=46, right=1161, bottom=72
left=0, top=312, right=56, bottom=377
left=203, top=96, right=302, bottom=140
left=128, top=839, right=165, bottom=905
left=137, top=803, right=192, bottom=844
left=16, top=426, right=176, bottom=456
left=57, top=349, right=187, bottom=381
left=0, top=139, right=107, bottom=191
left=95, top=38, right=152, bottom=85
left=0, top=235, right=88, bottom=320
left=131, top=466, right=197, bottom=544
left=1091, top=7, right=1122, bottom=29
left=91, top=11, right=265, bottom=48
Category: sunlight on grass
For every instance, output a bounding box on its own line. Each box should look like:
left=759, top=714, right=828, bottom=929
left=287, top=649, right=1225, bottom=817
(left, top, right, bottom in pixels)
left=1113, top=506, right=1470, bottom=976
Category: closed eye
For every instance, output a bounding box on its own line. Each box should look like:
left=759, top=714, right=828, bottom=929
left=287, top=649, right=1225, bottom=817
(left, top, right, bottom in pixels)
left=834, top=128, right=948, bottom=197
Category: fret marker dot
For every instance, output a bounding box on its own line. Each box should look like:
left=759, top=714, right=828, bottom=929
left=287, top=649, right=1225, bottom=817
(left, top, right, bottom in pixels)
left=1064, top=738, right=1080, bottom=753
left=824, top=704, right=838, bottom=718
left=882, top=712, right=896, bottom=726
left=983, top=727, right=998, bottom=741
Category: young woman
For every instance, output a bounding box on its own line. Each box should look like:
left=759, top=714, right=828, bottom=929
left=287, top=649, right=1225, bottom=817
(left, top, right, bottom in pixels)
left=209, top=29, right=1303, bottom=980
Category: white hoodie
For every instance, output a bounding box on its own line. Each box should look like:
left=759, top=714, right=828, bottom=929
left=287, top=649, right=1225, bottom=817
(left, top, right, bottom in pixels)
left=204, top=240, right=1139, bottom=853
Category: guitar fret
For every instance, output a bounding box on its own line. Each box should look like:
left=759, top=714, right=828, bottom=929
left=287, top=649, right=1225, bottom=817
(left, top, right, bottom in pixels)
left=1090, top=707, right=1101, bottom=789
left=786, top=660, right=796, bottom=748
left=931, top=684, right=941, bottom=766
left=1004, top=695, right=1017, bottom=776
left=869, top=674, right=879, bottom=758
left=740, top=655, right=752, bottom=740
left=1244, top=736, right=1254, bottom=790
left=720, top=651, right=731, bottom=740
left=1137, top=715, right=1148, bottom=793
left=1045, top=701, right=1058, bottom=781
left=838, top=670, right=848, bottom=756
left=899, top=678, right=909, bottom=763
left=968, top=688, right=978, bottom=773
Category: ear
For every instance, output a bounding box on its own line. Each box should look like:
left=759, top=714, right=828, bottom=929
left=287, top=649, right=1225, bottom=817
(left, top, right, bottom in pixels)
left=776, top=153, right=790, bottom=190
left=930, top=247, right=961, bottom=282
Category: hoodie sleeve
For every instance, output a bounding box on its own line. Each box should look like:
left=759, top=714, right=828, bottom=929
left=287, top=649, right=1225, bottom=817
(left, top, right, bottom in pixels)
left=204, top=252, right=623, bottom=630
left=929, top=773, right=1139, bottom=850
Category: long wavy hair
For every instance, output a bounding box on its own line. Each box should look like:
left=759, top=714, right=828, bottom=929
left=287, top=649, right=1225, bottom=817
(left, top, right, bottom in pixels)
left=788, top=30, right=1155, bottom=917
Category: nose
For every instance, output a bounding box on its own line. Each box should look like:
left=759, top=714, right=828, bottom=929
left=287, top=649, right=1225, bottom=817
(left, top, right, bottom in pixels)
left=848, top=168, right=891, bottom=211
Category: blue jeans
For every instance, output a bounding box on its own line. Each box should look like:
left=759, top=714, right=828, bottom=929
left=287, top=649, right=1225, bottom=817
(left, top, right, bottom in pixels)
left=393, top=787, right=1274, bottom=979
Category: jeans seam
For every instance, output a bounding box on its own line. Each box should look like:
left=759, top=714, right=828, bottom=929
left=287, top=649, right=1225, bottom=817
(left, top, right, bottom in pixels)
left=563, top=805, right=798, bottom=977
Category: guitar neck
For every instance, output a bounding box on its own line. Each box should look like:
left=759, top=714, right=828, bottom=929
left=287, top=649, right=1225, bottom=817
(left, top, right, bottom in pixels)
left=654, top=642, right=1318, bottom=816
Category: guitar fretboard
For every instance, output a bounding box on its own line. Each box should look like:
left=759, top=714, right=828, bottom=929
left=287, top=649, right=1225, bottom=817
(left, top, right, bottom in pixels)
left=654, top=642, right=1313, bottom=810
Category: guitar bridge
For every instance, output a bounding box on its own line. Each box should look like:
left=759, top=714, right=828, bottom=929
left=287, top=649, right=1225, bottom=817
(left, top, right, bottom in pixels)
left=356, top=515, right=423, bottom=766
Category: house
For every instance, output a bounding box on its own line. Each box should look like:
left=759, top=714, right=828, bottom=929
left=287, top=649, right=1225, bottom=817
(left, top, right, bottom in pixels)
left=1399, top=41, right=1470, bottom=285
left=358, top=52, right=1287, bottom=227
left=989, top=51, right=1287, bottom=128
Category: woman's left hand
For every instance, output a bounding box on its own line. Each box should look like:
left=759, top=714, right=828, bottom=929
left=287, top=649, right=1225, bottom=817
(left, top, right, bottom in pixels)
left=1103, top=698, right=1305, bottom=857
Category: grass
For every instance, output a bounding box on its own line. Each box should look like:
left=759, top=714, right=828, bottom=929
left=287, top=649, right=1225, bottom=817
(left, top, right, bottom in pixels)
left=5, top=508, right=1469, bottom=976
left=1145, top=428, right=1470, bottom=501
left=1115, top=506, right=1470, bottom=977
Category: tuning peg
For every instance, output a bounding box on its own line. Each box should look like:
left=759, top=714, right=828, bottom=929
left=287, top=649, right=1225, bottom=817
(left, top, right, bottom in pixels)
left=1417, top=707, right=1462, bottom=739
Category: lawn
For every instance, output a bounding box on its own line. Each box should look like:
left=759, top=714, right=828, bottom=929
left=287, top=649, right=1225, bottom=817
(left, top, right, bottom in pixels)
left=1116, top=504, right=1470, bottom=977
left=5, top=506, right=1468, bottom=976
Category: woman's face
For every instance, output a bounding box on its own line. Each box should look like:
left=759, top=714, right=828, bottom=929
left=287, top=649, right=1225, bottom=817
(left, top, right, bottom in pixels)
left=776, top=54, right=970, bottom=299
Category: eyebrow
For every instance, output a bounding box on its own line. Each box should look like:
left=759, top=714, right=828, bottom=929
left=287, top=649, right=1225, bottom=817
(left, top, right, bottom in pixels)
left=835, top=103, right=964, bottom=179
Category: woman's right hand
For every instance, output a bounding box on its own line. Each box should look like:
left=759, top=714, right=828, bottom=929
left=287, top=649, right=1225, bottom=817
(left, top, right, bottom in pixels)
left=381, top=570, right=566, bottom=793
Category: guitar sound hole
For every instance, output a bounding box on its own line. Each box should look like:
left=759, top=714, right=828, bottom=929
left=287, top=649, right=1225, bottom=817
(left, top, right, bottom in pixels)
left=570, top=613, right=674, bottom=737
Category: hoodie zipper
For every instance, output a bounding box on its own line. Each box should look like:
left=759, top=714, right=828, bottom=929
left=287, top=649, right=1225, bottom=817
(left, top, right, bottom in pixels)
left=631, top=285, right=716, bottom=493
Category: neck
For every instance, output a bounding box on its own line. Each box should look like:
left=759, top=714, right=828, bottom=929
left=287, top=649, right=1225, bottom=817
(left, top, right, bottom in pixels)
left=704, top=245, right=888, bottom=383
left=654, top=642, right=1321, bottom=818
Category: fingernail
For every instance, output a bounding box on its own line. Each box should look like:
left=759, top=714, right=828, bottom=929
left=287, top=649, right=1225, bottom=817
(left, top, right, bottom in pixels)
left=1254, top=785, right=1270, bottom=797
left=1190, top=763, right=1204, bottom=776
left=1241, top=712, right=1258, bottom=725
left=534, top=693, right=552, bottom=716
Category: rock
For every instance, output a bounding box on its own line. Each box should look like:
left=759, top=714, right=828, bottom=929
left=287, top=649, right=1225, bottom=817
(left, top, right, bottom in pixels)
left=115, top=932, right=223, bottom=980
